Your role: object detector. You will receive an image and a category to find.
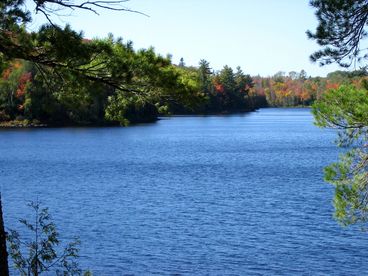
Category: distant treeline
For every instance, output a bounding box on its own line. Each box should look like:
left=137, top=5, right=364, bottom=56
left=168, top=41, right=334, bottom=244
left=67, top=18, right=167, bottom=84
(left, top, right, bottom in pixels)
left=252, top=69, right=368, bottom=107
left=1, top=40, right=367, bottom=126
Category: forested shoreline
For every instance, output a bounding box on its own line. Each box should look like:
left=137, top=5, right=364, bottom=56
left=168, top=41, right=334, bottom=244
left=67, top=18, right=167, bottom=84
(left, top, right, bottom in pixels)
left=1, top=49, right=368, bottom=127
left=1, top=0, right=368, bottom=129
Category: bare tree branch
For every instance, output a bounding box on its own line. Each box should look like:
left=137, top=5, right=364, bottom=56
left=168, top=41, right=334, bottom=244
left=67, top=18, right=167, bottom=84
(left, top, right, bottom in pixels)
left=34, top=0, right=149, bottom=18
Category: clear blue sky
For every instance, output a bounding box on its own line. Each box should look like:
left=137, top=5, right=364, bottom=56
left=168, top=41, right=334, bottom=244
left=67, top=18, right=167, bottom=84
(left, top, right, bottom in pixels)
left=29, top=0, right=343, bottom=77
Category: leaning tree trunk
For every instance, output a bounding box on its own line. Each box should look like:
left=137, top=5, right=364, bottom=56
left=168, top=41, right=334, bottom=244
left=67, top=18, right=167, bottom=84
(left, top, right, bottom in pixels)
left=0, top=194, right=9, bottom=276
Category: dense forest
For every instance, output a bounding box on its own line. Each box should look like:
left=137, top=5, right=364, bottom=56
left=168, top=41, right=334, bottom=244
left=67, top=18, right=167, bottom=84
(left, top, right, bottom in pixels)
left=1, top=50, right=368, bottom=127
left=0, top=35, right=200, bottom=127
left=0, top=44, right=261, bottom=127
left=251, top=69, right=368, bottom=106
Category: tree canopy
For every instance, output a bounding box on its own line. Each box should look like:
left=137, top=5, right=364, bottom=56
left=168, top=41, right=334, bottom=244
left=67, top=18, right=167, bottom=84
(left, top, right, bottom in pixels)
left=307, top=0, right=368, bottom=67
left=0, top=0, right=143, bottom=92
left=309, top=0, right=368, bottom=227
left=0, top=0, right=208, bottom=125
left=313, top=85, right=368, bottom=226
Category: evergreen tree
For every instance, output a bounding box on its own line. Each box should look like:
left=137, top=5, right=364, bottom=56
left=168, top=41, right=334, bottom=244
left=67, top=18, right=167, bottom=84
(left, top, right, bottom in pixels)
left=217, top=65, right=236, bottom=110
left=218, top=65, right=236, bottom=93
left=313, top=86, right=368, bottom=227
left=198, top=59, right=212, bottom=94
left=234, top=66, right=253, bottom=109
left=307, top=0, right=368, bottom=67
left=309, top=0, right=368, bottom=226
left=178, top=57, right=185, bottom=68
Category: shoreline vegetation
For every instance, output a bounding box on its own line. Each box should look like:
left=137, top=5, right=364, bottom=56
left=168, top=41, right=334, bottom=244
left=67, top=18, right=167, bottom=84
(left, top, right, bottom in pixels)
left=1, top=57, right=367, bottom=129
left=0, top=105, right=339, bottom=128
left=0, top=108, right=258, bottom=128
left=0, top=104, right=312, bottom=128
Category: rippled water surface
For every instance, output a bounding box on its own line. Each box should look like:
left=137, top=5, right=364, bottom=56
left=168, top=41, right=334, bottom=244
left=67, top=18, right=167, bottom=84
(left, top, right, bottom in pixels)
left=1, top=108, right=367, bottom=275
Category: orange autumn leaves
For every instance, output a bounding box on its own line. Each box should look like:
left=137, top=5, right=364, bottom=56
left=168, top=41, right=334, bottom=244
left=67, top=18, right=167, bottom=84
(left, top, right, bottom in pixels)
left=16, top=72, right=32, bottom=98
left=251, top=72, right=368, bottom=107
left=1, top=60, right=32, bottom=112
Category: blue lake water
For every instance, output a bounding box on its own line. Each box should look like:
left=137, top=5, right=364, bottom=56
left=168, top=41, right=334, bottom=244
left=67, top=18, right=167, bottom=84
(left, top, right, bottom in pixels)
left=1, top=108, right=367, bottom=275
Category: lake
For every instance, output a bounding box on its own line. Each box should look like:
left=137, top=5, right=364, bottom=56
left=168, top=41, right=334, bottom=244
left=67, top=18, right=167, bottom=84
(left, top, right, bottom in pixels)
left=1, top=108, right=367, bottom=275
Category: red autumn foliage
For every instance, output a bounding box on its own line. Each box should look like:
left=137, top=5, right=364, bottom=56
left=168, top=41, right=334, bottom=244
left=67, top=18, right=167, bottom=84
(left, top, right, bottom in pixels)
left=15, top=72, right=32, bottom=98
left=325, top=81, right=340, bottom=90
left=214, top=83, right=224, bottom=93
left=2, top=61, right=23, bottom=80
left=2, top=68, right=11, bottom=80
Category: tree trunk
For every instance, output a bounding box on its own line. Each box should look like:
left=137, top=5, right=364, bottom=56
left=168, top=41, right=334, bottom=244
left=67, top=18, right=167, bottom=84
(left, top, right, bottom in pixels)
left=0, top=194, right=9, bottom=276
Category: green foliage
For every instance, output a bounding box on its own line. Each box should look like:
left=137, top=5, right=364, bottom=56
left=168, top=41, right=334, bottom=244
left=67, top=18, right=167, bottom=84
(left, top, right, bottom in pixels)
left=312, top=85, right=368, bottom=135
left=218, top=65, right=236, bottom=93
left=198, top=59, right=212, bottom=94
left=0, top=0, right=305, bottom=125
left=308, top=1, right=368, bottom=228
left=7, top=202, right=83, bottom=275
left=105, top=93, right=157, bottom=126
left=324, top=149, right=368, bottom=227
left=0, top=0, right=190, bottom=126
left=197, top=64, right=256, bottom=113
left=313, top=85, right=368, bottom=227
left=307, top=0, right=368, bottom=67
left=0, top=34, right=208, bottom=126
